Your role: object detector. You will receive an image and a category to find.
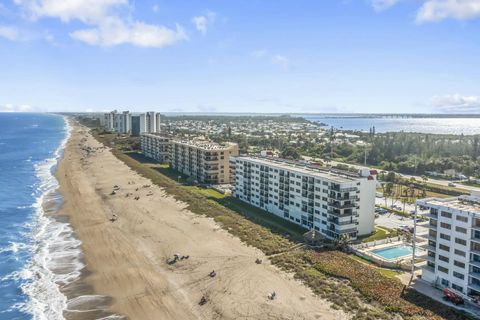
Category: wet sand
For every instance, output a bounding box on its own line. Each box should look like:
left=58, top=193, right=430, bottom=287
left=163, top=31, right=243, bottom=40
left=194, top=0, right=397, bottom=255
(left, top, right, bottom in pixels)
left=55, top=121, right=347, bottom=320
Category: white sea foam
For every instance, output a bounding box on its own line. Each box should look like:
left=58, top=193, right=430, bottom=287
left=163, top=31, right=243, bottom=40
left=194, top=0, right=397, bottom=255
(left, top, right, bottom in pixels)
left=0, top=241, right=30, bottom=254
left=19, top=117, right=120, bottom=320
left=20, top=117, right=73, bottom=320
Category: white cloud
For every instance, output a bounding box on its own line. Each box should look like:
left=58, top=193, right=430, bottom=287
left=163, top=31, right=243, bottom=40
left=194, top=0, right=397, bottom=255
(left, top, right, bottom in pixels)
left=0, top=104, right=36, bottom=112
left=271, top=55, right=290, bottom=70
left=416, top=0, right=480, bottom=22
left=430, top=94, right=480, bottom=113
left=192, top=11, right=216, bottom=35
left=371, top=0, right=401, bottom=11
left=152, top=4, right=160, bottom=13
left=70, top=17, right=187, bottom=47
left=14, top=0, right=187, bottom=48
left=14, top=0, right=127, bottom=23
left=0, top=25, right=19, bottom=41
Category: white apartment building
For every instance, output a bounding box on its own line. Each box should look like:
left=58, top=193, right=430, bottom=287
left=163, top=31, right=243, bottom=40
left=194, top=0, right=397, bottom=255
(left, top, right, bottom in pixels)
left=416, top=193, right=480, bottom=299
left=232, top=156, right=376, bottom=240
left=140, top=111, right=157, bottom=133
left=103, top=110, right=159, bottom=134
left=140, top=133, right=171, bottom=163
left=115, top=111, right=131, bottom=134
left=104, top=110, right=116, bottom=131
left=170, top=140, right=239, bottom=184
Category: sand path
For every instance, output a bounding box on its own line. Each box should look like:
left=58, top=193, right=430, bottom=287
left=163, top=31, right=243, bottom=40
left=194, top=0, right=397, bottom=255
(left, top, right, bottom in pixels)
left=56, top=122, right=347, bottom=320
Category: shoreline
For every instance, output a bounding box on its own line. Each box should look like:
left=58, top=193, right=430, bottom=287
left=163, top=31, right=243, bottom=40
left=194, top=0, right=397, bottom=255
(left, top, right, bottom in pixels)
left=52, top=120, right=345, bottom=319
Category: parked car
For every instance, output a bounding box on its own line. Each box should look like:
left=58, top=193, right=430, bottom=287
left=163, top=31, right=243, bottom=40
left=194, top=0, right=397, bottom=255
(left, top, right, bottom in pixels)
left=397, top=225, right=413, bottom=233
left=443, top=288, right=464, bottom=305
left=448, top=182, right=456, bottom=187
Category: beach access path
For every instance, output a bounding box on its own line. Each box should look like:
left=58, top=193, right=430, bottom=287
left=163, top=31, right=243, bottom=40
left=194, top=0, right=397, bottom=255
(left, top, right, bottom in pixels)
left=55, top=122, right=346, bottom=320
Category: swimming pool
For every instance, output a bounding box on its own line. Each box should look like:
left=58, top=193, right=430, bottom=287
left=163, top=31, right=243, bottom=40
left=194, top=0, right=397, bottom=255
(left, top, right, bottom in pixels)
left=371, top=245, right=413, bottom=261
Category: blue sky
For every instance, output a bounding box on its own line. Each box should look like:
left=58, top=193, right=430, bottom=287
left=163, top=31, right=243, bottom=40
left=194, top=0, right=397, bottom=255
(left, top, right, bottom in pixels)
left=1, top=0, right=480, bottom=114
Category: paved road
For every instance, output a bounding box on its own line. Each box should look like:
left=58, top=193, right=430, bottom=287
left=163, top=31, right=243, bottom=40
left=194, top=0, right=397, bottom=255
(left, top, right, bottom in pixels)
left=303, top=156, right=479, bottom=193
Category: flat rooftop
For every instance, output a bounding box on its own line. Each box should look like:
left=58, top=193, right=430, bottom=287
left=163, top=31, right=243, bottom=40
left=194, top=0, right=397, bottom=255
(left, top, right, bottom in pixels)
left=173, top=139, right=237, bottom=151
left=141, top=133, right=237, bottom=150
left=235, top=156, right=365, bottom=183
left=419, top=195, right=480, bottom=215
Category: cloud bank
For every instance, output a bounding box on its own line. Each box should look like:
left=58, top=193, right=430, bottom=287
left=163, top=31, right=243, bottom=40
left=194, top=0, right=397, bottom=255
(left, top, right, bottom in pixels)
left=430, top=94, right=480, bottom=113
left=14, top=0, right=187, bottom=47
left=371, top=0, right=480, bottom=22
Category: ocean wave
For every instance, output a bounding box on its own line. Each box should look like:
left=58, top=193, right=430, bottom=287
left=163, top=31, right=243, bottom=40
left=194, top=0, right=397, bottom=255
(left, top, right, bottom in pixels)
left=17, top=117, right=120, bottom=320
left=0, top=241, right=31, bottom=254
left=20, top=117, right=77, bottom=320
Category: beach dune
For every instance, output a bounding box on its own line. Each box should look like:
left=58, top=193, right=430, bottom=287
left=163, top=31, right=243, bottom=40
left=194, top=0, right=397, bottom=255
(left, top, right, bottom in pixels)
left=56, top=122, right=346, bottom=320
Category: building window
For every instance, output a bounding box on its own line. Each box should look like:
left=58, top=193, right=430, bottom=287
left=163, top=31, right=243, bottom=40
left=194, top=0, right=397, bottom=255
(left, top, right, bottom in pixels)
left=456, top=215, right=468, bottom=223
left=455, top=226, right=467, bottom=234
left=453, top=271, right=465, bottom=280
left=452, top=284, right=463, bottom=292
left=439, top=233, right=451, bottom=241
left=438, top=255, right=449, bottom=263
left=454, top=249, right=466, bottom=257
left=439, top=244, right=450, bottom=252
left=440, top=222, right=451, bottom=230
left=438, top=266, right=448, bottom=274
left=455, top=238, right=467, bottom=246
left=453, top=260, right=465, bottom=268
left=440, top=211, right=452, bottom=218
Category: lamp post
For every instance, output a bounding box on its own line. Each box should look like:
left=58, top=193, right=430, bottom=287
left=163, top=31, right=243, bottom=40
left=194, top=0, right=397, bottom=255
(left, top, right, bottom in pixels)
left=411, top=202, right=418, bottom=282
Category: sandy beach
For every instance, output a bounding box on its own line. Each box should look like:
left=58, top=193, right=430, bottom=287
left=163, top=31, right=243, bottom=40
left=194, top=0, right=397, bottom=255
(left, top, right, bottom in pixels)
left=54, top=121, right=347, bottom=320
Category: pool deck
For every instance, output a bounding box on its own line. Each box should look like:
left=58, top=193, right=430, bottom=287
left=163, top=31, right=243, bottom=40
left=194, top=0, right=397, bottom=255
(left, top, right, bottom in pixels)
left=352, top=240, right=424, bottom=270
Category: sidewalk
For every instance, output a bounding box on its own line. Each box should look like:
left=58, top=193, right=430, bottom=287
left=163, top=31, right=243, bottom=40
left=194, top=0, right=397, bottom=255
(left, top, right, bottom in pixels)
left=412, top=278, right=480, bottom=319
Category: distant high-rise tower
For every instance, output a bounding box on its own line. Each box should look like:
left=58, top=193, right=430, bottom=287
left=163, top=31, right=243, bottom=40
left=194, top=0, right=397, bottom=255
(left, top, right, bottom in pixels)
left=140, top=112, right=157, bottom=133
left=155, top=113, right=161, bottom=133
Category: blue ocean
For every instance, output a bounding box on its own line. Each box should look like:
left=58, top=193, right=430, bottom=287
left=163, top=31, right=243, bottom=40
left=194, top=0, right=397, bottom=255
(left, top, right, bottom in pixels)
left=0, top=113, right=73, bottom=319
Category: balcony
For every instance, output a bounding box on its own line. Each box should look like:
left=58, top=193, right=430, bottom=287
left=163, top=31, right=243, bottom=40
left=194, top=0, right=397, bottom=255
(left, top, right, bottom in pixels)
left=328, top=209, right=356, bottom=218
left=328, top=193, right=357, bottom=201
left=472, top=231, right=480, bottom=243
left=427, top=233, right=437, bottom=242
left=471, top=260, right=480, bottom=268
left=473, top=219, right=480, bottom=232
left=329, top=185, right=357, bottom=192
left=426, top=254, right=436, bottom=263
left=423, top=264, right=435, bottom=273
left=328, top=201, right=357, bottom=209
left=470, top=270, right=480, bottom=280
left=468, top=282, right=480, bottom=292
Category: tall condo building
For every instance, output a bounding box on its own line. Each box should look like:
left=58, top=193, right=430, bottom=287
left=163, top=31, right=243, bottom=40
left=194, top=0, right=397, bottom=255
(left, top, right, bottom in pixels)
left=416, top=193, right=480, bottom=299
left=102, top=110, right=160, bottom=135
left=140, top=111, right=157, bottom=133
left=232, top=156, right=376, bottom=240
left=170, top=140, right=239, bottom=184
left=116, top=111, right=132, bottom=134
left=131, top=115, right=141, bottom=136
left=140, top=133, right=171, bottom=163
left=155, top=113, right=161, bottom=133
left=104, top=110, right=116, bottom=132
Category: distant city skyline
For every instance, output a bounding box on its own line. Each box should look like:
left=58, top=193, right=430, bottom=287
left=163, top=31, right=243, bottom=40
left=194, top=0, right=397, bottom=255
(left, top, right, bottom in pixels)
left=1, top=0, right=480, bottom=114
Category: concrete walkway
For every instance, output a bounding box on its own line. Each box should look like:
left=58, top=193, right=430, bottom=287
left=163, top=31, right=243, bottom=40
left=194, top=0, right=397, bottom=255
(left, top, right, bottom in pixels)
left=412, top=278, right=480, bottom=319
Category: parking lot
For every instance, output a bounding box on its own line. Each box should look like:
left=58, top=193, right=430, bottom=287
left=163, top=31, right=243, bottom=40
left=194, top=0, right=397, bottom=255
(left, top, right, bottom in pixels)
left=374, top=197, right=429, bottom=236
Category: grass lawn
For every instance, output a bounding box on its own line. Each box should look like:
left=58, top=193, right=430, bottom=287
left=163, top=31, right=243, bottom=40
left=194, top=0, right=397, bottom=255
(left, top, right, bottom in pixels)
left=356, top=226, right=397, bottom=243
left=183, top=186, right=228, bottom=199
